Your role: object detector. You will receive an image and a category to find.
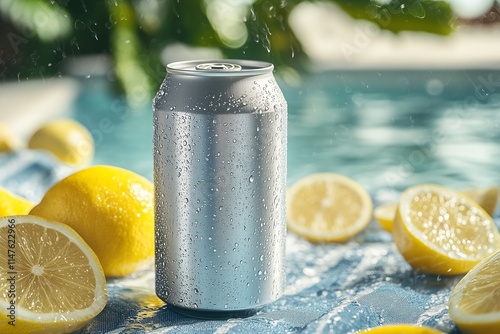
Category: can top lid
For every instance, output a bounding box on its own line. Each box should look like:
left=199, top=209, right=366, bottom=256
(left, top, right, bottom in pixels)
left=166, top=59, right=273, bottom=77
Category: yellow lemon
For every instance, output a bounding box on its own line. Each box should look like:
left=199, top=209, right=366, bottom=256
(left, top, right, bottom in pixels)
left=392, top=184, right=500, bottom=275
left=286, top=173, right=373, bottom=242
left=0, top=215, right=107, bottom=334
left=358, top=324, right=445, bottom=334
left=0, top=122, right=20, bottom=152
left=448, top=250, right=500, bottom=334
left=373, top=202, right=397, bottom=232
left=462, top=186, right=498, bottom=217
left=0, top=187, right=34, bottom=217
left=28, top=119, right=94, bottom=166
left=30, top=165, right=154, bottom=277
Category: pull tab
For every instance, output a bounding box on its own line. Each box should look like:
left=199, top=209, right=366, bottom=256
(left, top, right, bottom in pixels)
left=195, top=63, right=242, bottom=71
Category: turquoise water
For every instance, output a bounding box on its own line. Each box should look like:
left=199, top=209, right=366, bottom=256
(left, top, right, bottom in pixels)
left=72, top=70, right=500, bottom=191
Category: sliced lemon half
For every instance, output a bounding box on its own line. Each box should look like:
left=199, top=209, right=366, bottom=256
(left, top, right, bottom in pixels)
left=0, top=215, right=107, bottom=334
left=392, top=184, right=500, bottom=275
left=448, top=250, right=500, bottom=334
left=286, top=173, right=373, bottom=242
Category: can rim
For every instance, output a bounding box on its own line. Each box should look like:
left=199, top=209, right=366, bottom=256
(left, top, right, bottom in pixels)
left=166, top=59, right=274, bottom=77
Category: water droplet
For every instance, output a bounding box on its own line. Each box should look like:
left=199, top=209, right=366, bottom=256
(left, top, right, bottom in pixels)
left=249, top=175, right=254, bottom=183
left=426, top=79, right=444, bottom=96
left=408, top=2, right=425, bottom=18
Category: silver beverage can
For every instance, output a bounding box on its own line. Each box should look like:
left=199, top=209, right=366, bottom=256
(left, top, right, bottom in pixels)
left=153, top=59, right=287, bottom=318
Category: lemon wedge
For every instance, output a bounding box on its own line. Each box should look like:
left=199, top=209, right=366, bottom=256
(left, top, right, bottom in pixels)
left=286, top=173, right=373, bottom=242
left=358, top=324, right=445, bottom=333
left=392, top=184, right=500, bottom=275
left=0, top=215, right=107, bottom=334
left=448, top=250, right=500, bottom=334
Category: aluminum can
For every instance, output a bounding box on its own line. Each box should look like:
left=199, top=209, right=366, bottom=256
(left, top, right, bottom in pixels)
left=153, top=59, right=287, bottom=318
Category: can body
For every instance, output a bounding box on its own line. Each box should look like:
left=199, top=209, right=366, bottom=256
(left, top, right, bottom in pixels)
left=153, top=60, right=287, bottom=318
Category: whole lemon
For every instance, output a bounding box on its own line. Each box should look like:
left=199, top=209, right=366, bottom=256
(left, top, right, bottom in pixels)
left=28, top=119, right=94, bottom=166
left=30, top=165, right=154, bottom=277
left=0, top=187, right=34, bottom=216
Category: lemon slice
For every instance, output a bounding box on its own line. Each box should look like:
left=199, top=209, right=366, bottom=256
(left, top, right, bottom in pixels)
left=393, top=184, right=500, bottom=275
left=373, top=202, right=397, bottom=232
left=286, top=173, right=373, bottom=242
left=448, top=250, right=500, bottom=334
left=0, top=215, right=107, bottom=334
left=358, top=324, right=445, bottom=333
left=0, top=187, right=34, bottom=217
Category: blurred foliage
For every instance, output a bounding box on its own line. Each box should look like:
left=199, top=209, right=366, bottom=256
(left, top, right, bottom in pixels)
left=0, top=0, right=454, bottom=106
